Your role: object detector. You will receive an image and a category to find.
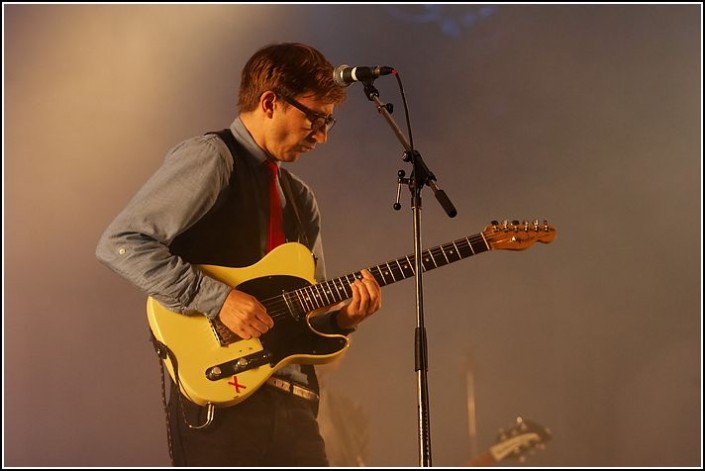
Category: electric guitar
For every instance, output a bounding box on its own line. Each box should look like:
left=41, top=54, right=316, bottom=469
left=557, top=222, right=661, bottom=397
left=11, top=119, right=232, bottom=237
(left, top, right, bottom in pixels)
left=147, top=220, right=556, bottom=407
left=465, top=417, right=552, bottom=466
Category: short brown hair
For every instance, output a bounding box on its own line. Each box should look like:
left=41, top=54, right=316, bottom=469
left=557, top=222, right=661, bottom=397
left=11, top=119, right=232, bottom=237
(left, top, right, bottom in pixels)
left=238, top=43, right=347, bottom=113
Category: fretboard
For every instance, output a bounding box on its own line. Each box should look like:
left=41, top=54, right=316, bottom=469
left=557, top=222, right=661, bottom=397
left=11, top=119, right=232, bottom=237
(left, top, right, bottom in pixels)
left=284, top=232, right=490, bottom=313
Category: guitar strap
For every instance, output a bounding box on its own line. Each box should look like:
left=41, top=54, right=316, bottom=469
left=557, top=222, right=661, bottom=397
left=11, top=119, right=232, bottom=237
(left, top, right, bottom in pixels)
left=149, top=334, right=176, bottom=464
left=150, top=332, right=213, bottom=463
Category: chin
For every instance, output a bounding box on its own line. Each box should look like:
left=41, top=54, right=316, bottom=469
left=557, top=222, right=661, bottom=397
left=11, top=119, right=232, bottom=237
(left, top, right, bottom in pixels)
left=284, top=152, right=302, bottom=163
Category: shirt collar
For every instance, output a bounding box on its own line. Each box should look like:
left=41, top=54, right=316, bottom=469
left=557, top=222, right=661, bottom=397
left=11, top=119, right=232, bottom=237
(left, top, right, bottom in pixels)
left=230, top=116, right=279, bottom=168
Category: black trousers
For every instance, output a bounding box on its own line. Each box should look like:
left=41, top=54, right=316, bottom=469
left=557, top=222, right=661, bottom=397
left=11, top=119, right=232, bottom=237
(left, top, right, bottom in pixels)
left=168, top=385, right=328, bottom=467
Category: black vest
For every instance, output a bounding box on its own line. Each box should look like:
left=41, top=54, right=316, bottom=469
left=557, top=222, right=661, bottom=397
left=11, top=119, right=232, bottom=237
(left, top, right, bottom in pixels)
left=169, top=129, right=309, bottom=267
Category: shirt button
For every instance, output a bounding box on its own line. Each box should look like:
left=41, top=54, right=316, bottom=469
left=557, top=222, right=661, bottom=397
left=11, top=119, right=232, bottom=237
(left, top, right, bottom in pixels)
left=118, top=248, right=126, bottom=255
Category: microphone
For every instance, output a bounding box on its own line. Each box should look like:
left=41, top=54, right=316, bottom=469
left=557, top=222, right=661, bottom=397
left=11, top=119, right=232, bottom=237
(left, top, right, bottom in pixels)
left=333, top=64, right=395, bottom=87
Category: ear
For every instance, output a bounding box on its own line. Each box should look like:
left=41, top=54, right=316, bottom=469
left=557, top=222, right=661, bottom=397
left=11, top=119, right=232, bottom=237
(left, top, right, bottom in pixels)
left=260, top=91, right=277, bottom=118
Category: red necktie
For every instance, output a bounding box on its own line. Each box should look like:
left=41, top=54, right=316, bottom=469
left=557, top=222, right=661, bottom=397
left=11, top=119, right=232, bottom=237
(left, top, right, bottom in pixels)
left=265, top=160, right=286, bottom=253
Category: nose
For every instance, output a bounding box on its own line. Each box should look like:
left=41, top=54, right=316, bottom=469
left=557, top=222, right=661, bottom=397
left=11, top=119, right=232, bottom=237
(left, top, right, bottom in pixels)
left=310, top=126, right=328, bottom=144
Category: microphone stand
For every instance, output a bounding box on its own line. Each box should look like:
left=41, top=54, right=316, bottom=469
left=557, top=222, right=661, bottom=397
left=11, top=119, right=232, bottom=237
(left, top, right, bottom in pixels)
left=359, top=80, right=457, bottom=467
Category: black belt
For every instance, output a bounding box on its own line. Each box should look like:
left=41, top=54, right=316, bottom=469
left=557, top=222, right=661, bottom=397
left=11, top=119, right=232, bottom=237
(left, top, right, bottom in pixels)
left=266, top=376, right=319, bottom=402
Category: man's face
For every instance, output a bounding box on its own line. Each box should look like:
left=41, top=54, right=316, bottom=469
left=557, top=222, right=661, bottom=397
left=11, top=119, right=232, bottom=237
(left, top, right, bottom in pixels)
left=268, top=94, right=335, bottom=163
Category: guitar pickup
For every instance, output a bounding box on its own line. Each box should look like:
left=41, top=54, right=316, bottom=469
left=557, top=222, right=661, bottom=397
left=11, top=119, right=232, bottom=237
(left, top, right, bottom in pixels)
left=205, top=351, right=274, bottom=381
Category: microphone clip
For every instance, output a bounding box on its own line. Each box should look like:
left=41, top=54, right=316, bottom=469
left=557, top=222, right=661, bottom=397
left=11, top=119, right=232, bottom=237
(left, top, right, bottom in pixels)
left=377, top=102, right=394, bottom=115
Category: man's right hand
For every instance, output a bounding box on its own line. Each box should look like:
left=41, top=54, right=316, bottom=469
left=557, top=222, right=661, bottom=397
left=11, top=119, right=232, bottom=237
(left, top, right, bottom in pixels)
left=217, top=289, right=274, bottom=339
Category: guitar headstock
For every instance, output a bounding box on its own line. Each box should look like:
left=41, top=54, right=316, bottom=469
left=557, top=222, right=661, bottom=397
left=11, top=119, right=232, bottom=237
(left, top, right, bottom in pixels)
left=484, top=219, right=557, bottom=251
left=489, top=416, right=552, bottom=463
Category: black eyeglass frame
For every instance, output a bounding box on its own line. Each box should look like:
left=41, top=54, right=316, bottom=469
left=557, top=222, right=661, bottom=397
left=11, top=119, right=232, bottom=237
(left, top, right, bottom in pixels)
left=277, top=93, right=336, bottom=133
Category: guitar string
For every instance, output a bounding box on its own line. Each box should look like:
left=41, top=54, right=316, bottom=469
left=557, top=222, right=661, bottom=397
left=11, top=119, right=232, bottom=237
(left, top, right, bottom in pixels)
left=258, top=234, right=489, bottom=321
left=262, top=234, right=489, bottom=319
left=250, top=226, right=555, bottom=320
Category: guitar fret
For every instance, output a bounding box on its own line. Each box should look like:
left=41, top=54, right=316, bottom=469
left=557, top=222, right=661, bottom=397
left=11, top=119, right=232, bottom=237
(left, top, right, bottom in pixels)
left=402, top=256, right=414, bottom=275
left=330, top=278, right=343, bottom=301
left=294, top=289, right=310, bottom=312
left=325, top=281, right=336, bottom=303
left=465, top=237, right=476, bottom=256
left=469, top=235, right=488, bottom=254
left=307, top=285, right=323, bottom=309
left=400, top=257, right=415, bottom=277
left=369, top=267, right=385, bottom=287
left=385, top=262, right=398, bottom=282
left=477, top=232, right=491, bottom=252
left=400, top=261, right=410, bottom=279
left=394, top=259, right=408, bottom=280
left=347, top=274, right=360, bottom=294
left=318, top=285, right=328, bottom=306
left=422, top=250, right=437, bottom=270
left=431, top=247, right=448, bottom=266
left=338, top=279, right=348, bottom=301
left=396, top=260, right=407, bottom=278
left=291, top=290, right=301, bottom=311
left=344, top=275, right=355, bottom=295
left=318, top=282, right=332, bottom=305
left=376, top=264, right=390, bottom=285
left=300, top=286, right=311, bottom=310
left=340, top=276, right=352, bottom=297
left=303, top=286, right=315, bottom=310
left=282, top=292, right=301, bottom=320
left=439, top=245, right=451, bottom=264
left=292, top=291, right=306, bottom=316
left=334, top=278, right=344, bottom=298
left=444, top=242, right=461, bottom=263
left=325, top=281, right=337, bottom=303
left=316, top=285, right=326, bottom=308
left=467, top=236, right=478, bottom=255
left=454, top=239, right=470, bottom=258
left=394, top=259, right=406, bottom=279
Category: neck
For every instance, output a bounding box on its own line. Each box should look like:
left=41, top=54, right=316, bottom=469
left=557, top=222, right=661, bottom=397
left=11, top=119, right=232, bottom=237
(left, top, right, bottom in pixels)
left=239, top=112, right=269, bottom=156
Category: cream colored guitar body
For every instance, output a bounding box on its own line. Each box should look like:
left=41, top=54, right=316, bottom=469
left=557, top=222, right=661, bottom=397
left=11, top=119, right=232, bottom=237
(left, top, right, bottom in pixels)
left=147, top=243, right=349, bottom=407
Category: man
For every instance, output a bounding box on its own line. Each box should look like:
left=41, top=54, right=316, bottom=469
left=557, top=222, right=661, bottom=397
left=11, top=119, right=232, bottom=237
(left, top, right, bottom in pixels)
left=96, top=42, right=382, bottom=466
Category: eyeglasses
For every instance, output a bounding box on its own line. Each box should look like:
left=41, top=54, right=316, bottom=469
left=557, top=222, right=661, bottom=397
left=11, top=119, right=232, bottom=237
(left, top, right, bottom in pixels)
left=277, top=93, right=336, bottom=134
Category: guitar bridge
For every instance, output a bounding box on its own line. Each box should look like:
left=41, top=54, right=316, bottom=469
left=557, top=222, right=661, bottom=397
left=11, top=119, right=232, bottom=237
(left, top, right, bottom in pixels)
left=205, top=351, right=274, bottom=381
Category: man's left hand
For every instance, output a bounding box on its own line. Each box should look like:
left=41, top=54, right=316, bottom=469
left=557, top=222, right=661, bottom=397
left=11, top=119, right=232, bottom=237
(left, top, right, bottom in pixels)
left=336, top=269, right=382, bottom=330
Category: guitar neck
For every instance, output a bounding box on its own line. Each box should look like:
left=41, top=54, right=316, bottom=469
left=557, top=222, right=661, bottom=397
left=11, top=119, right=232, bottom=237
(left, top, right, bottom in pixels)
left=289, top=232, right=490, bottom=312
